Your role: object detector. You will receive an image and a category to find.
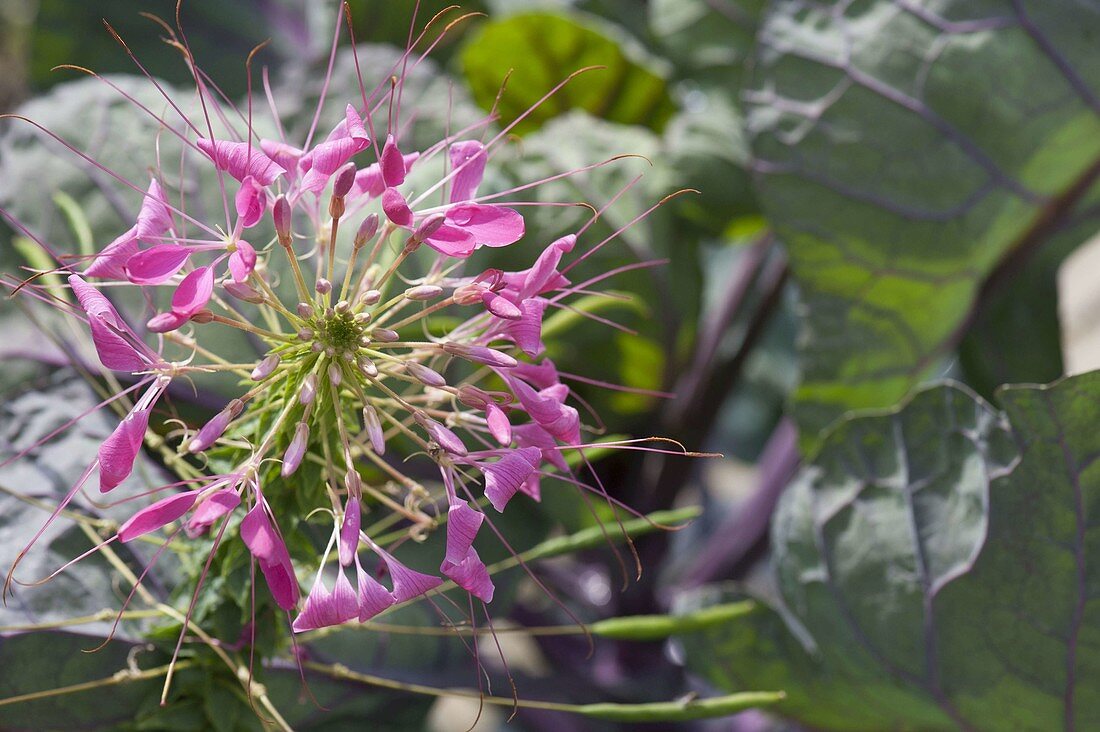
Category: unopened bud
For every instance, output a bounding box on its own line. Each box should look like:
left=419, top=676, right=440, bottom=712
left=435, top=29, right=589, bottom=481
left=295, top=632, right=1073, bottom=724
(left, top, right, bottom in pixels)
left=332, top=162, right=356, bottom=199
left=315, top=278, right=332, bottom=295
left=224, top=281, right=264, bottom=304
left=299, top=373, right=317, bottom=405
left=354, top=213, right=379, bottom=248
left=281, top=422, right=309, bottom=477
left=425, top=420, right=467, bottom=457
left=362, top=405, right=385, bottom=454
left=359, top=289, right=382, bottom=306
left=442, top=342, right=518, bottom=368
left=354, top=312, right=372, bottom=324
left=344, top=468, right=362, bottom=494
left=405, top=284, right=443, bottom=301
left=371, top=328, right=399, bottom=342
left=298, top=328, right=314, bottom=341
left=358, top=356, right=378, bottom=377
left=406, top=361, right=447, bottom=387
left=456, top=384, right=492, bottom=409
left=297, top=302, right=314, bottom=318
left=188, top=399, right=244, bottom=453
left=453, top=283, right=486, bottom=305
left=485, top=402, right=512, bottom=446
left=412, top=214, right=445, bottom=242
left=335, top=300, right=350, bottom=314
left=190, top=309, right=215, bottom=324
left=328, top=363, right=343, bottom=386
left=251, top=354, right=280, bottom=381
left=273, top=195, right=292, bottom=244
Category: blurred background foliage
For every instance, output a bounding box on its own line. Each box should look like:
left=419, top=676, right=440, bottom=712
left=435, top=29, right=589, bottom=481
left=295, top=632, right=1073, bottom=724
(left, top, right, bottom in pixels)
left=3, top=0, right=1100, bottom=730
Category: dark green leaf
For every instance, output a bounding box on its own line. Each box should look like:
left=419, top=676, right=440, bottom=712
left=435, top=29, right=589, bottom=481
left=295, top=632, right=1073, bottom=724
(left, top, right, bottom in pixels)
left=680, top=372, right=1100, bottom=729
left=746, top=0, right=1100, bottom=444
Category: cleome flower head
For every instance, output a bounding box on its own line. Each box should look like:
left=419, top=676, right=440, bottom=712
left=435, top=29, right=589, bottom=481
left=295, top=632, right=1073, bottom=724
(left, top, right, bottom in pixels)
left=1, top=2, right=679, bottom=676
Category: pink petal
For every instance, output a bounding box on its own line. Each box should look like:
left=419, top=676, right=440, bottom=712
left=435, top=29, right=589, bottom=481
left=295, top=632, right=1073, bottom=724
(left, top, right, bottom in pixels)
left=448, top=140, right=487, bottom=203
left=441, top=548, right=494, bottom=603
left=355, top=559, right=396, bottom=621
left=520, top=234, right=575, bottom=299
left=445, top=502, right=484, bottom=565
left=481, top=447, right=541, bottom=512
left=170, top=266, right=214, bottom=317
left=298, top=105, right=370, bottom=193
left=98, top=403, right=152, bottom=492
left=445, top=204, right=524, bottom=247
left=505, top=298, right=548, bottom=357
left=260, top=139, right=303, bottom=178
left=125, top=244, right=191, bottom=285
left=85, top=227, right=139, bottom=280
left=513, top=422, right=568, bottom=472
left=424, top=224, right=477, bottom=258
left=117, top=490, right=199, bottom=542
left=485, top=402, right=512, bottom=446
left=339, top=498, right=361, bottom=567
left=235, top=176, right=268, bottom=228
left=291, top=572, right=359, bottom=632
left=135, top=178, right=173, bottom=240
left=350, top=153, right=419, bottom=201
left=281, top=422, right=309, bottom=477
left=482, top=291, right=522, bottom=320
left=371, top=546, right=443, bottom=603
left=510, top=359, right=561, bottom=390
left=240, top=503, right=299, bottom=611
left=520, top=472, right=541, bottom=502
left=381, top=187, right=413, bottom=227
left=146, top=311, right=188, bottom=333
left=380, top=135, right=407, bottom=187
left=185, top=488, right=241, bottom=538
left=68, top=275, right=146, bottom=371
left=228, top=241, right=257, bottom=283
left=509, top=377, right=580, bottom=445
left=426, top=421, right=467, bottom=456
left=197, top=139, right=285, bottom=185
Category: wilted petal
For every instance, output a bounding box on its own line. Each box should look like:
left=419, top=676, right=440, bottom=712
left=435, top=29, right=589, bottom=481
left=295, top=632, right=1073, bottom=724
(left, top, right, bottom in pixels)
left=85, top=227, right=139, bottom=280
left=485, top=402, right=512, bottom=446
left=481, top=447, right=541, bottom=512
left=228, top=241, right=257, bottom=283
left=423, top=224, right=476, bottom=258
left=339, top=498, right=361, bottom=567
left=441, top=548, right=494, bottom=603
left=445, top=502, right=484, bottom=565
left=185, top=488, right=241, bottom=538
left=291, top=572, right=358, bottom=632
left=448, top=140, right=486, bottom=203
left=240, top=503, right=299, bottom=611
left=171, top=266, right=214, bottom=317
left=444, top=204, right=524, bottom=247
left=98, top=403, right=152, bottom=492
left=125, top=244, right=191, bottom=285
left=197, top=139, right=285, bottom=185
left=117, top=490, right=199, bottom=542
left=355, top=559, right=396, bottom=621
left=235, top=177, right=268, bottom=228
left=381, top=187, right=413, bottom=227
left=68, top=275, right=146, bottom=371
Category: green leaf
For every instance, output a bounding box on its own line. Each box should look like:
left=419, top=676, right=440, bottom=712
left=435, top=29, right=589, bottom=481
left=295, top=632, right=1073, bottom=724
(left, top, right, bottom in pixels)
left=649, top=0, right=764, bottom=85
left=746, top=0, right=1100, bottom=445
left=460, top=12, right=676, bottom=134
left=680, top=372, right=1100, bottom=729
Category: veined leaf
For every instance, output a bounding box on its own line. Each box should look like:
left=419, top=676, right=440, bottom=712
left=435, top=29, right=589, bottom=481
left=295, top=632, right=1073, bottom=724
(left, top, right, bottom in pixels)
left=746, top=0, right=1100, bottom=445
left=680, top=373, right=1100, bottom=729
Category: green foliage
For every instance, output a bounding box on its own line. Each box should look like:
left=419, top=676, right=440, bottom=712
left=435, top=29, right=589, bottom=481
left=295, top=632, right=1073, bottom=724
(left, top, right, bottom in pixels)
left=745, top=0, right=1100, bottom=446
left=461, top=12, right=676, bottom=134
left=680, top=374, right=1100, bottom=730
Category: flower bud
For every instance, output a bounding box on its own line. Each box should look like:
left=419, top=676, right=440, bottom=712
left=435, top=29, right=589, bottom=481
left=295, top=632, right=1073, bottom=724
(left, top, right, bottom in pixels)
left=359, top=289, right=382, bottom=306
left=281, top=422, right=309, bottom=477
left=425, top=420, right=467, bottom=457
left=406, top=361, right=447, bottom=387
left=190, top=309, right=215, bottom=324
left=251, top=354, right=280, bottom=381
left=452, top=283, right=486, bottom=305
left=273, top=195, right=292, bottom=244
left=224, top=281, right=264, bottom=304
left=362, top=405, right=385, bottom=454
left=358, top=356, right=378, bottom=378
left=328, top=363, right=343, bottom=386
left=297, top=302, right=315, bottom=318
left=354, top=214, right=379, bottom=249
left=299, top=373, right=318, bottom=405
left=412, top=214, right=445, bottom=242
left=188, top=399, right=244, bottom=453
left=335, top=300, right=350, bottom=314
left=371, top=328, right=399, bottom=342
left=404, top=284, right=443, bottom=301
left=332, top=162, right=357, bottom=199
left=441, top=342, right=517, bottom=368
left=456, top=384, right=492, bottom=409
left=298, top=328, right=314, bottom=341
left=315, top=278, right=332, bottom=295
